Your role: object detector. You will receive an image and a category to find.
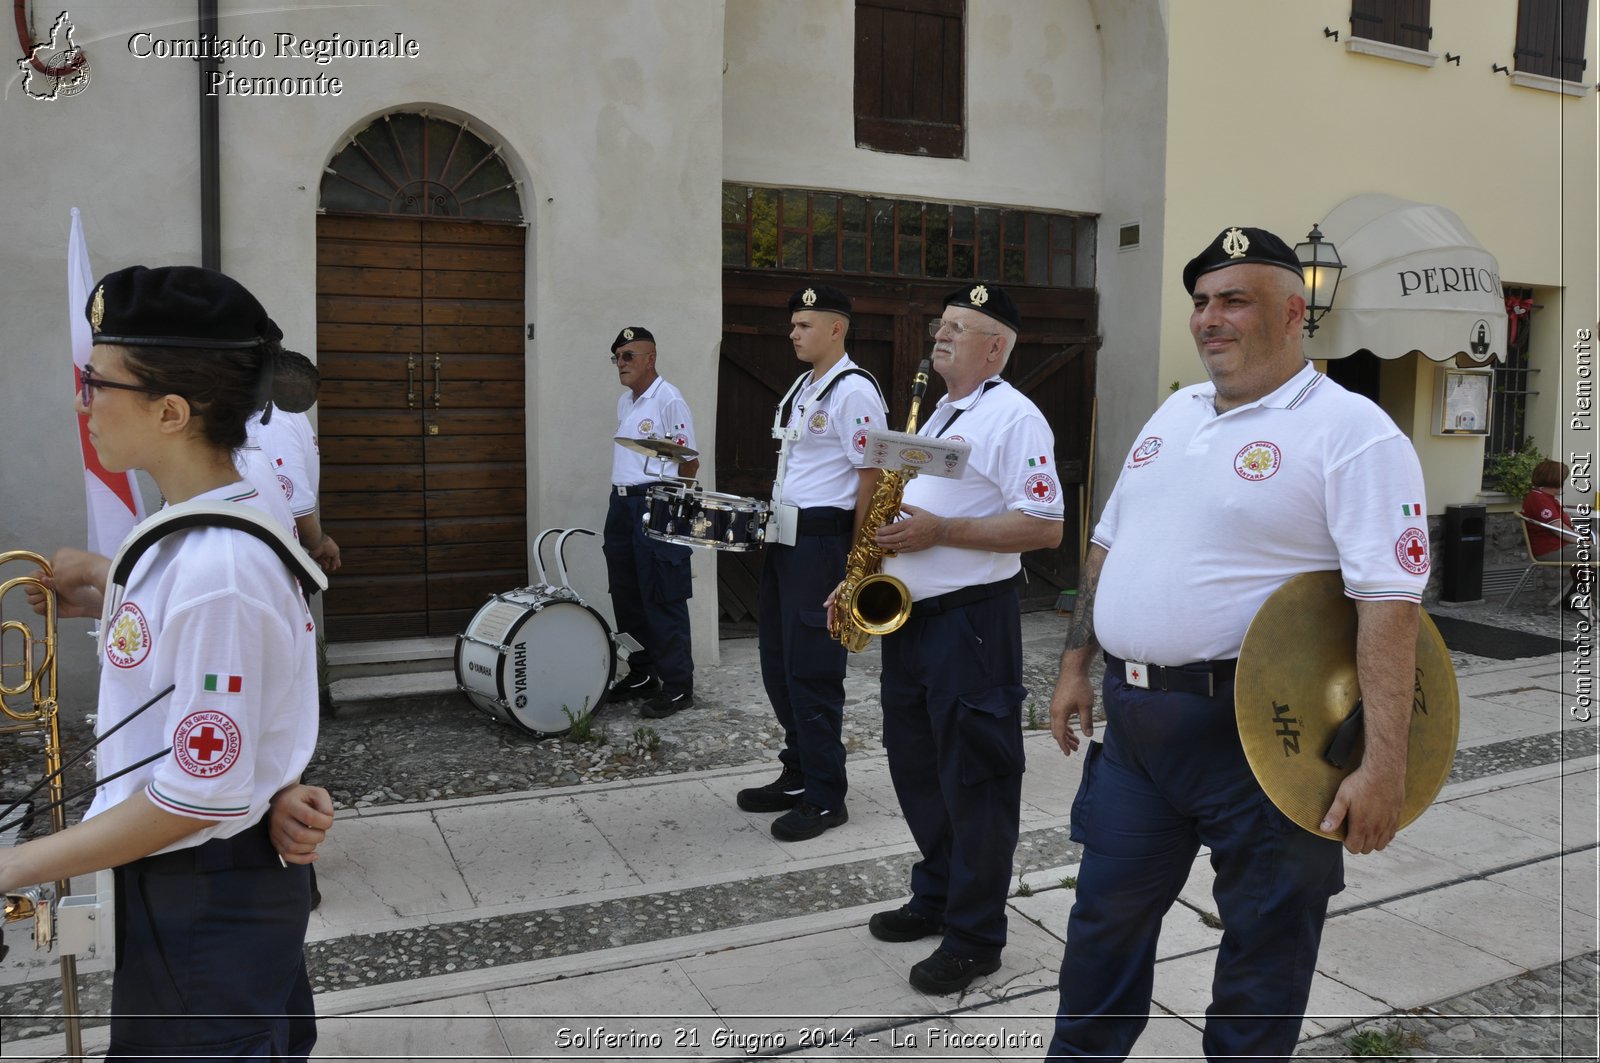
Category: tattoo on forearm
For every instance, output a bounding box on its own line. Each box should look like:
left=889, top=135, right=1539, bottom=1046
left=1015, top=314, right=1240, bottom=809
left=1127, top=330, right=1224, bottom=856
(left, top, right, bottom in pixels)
left=1063, top=568, right=1099, bottom=654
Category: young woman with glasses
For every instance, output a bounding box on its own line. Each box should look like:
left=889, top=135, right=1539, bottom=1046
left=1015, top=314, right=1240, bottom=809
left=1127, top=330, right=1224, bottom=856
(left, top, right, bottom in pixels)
left=3, top=265, right=331, bottom=1060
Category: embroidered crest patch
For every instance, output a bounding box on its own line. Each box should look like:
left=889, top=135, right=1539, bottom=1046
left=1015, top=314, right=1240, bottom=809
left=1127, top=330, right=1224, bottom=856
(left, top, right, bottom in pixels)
left=852, top=428, right=869, bottom=453
left=1128, top=436, right=1163, bottom=468
left=106, top=602, right=151, bottom=668
left=1395, top=527, right=1430, bottom=574
left=1234, top=441, right=1282, bottom=481
left=173, top=710, right=243, bottom=778
left=1025, top=473, right=1059, bottom=504
left=808, top=411, right=829, bottom=435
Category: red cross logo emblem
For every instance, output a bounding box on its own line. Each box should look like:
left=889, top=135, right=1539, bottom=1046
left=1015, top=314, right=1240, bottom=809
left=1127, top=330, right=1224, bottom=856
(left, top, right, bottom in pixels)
left=1025, top=472, right=1058, bottom=504
left=1395, top=527, right=1430, bottom=575
left=187, top=726, right=226, bottom=762
left=172, top=710, right=242, bottom=778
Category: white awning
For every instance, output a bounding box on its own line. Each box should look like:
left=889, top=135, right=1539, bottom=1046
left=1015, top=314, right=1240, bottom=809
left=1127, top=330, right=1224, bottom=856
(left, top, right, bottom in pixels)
left=1308, top=194, right=1507, bottom=363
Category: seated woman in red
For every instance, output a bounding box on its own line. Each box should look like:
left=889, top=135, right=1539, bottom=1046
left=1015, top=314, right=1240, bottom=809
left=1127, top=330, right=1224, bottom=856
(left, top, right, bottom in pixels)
left=1522, top=459, right=1586, bottom=562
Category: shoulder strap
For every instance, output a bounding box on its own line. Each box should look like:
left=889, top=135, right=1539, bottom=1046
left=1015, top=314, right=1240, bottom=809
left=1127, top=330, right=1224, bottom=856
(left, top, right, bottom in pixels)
left=816, top=367, right=887, bottom=409
left=107, top=500, right=328, bottom=605
left=776, top=371, right=810, bottom=429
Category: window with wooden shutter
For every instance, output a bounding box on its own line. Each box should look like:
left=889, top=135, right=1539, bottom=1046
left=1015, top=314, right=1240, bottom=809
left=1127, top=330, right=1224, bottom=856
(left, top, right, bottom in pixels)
left=1349, top=0, right=1433, bottom=51
left=855, top=0, right=965, bottom=158
left=1515, top=0, right=1590, bottom=81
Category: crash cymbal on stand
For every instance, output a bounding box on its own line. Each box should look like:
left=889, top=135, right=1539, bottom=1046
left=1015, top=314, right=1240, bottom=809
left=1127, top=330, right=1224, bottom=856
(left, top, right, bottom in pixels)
left=614, top=436, right=699, bottom=462
left=1234, top=570, right=1459, bottom=841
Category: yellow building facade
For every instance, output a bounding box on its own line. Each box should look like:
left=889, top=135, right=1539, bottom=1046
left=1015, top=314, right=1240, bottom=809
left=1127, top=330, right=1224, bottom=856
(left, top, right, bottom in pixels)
left=1158, top=0, right=1596, bottom=518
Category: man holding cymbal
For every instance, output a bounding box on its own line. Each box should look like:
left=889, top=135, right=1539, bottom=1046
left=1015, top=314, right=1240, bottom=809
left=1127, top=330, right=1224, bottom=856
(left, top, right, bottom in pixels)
left=1045, top=226, right=1430, bottom=1061
left=603, top=326, right=698, bottom=719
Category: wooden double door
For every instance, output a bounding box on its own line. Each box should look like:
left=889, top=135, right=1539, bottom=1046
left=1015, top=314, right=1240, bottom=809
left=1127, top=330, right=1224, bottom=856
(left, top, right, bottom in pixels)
left=717, top=271, right=1097, bottom=623
left=315, top=214, right=528, bottom=641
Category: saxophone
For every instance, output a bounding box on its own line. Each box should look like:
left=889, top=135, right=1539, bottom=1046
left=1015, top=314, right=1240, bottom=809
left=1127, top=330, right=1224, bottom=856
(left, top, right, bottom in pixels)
left=830, top=359, right=932, bottom=653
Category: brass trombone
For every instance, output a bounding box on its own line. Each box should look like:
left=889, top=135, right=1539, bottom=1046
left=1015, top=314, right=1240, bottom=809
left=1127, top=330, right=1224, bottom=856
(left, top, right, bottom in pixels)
left=1, top=550, right=85, bottom=1059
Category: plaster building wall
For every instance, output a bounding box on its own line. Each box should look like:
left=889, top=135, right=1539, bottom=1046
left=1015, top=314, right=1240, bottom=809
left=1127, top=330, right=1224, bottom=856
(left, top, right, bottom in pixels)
left=1, top=0, right=729, bottom=706
left=1084, top=0, right=1170, bottom=510
left=1161, top=0, right=1597, bottom=516
left=723, top=0, right=1104, bottom=209
left=723, top=0, right=1172, bottom=516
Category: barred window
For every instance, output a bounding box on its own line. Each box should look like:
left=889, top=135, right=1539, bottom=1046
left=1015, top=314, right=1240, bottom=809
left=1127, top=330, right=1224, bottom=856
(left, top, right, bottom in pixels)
left=321, top=113, right=521, bottom=220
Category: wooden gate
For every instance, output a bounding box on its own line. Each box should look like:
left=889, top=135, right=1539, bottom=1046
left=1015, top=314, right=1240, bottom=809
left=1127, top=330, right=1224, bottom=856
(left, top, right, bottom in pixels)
left=717, top=271, right=1096, bottom=624
left=315, top=214, right=528, bottom=641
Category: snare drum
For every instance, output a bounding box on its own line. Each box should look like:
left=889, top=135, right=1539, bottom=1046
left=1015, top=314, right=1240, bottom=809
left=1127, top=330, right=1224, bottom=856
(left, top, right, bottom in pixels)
left=455, top=589, right=617, bottom=737
left=641, top=486, right=768, bottom=551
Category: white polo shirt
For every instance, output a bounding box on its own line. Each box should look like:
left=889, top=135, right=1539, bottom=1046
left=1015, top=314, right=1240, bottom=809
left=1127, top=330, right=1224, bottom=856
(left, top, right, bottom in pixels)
left=772, top=355, right=886, bottom=509
left=88, top=480, right=319, bottom=851
left=883, top=376, right=1064, bottom=600
left=254, top=410, right=319, bottom=518
left=234, top=415, right=297, bottom=534
left=1093, top=364, right=1430, bottom=666
left=612, top=376, right=697, bottom=486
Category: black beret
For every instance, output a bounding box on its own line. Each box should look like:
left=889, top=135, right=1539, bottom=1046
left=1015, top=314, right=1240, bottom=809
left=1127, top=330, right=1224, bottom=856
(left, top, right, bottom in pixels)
left=88, top=265, right=282, bottom=349
left=610, top=326, right=655, bottom=353
left=943, top=283, right=1021, bottom=333
left=787, top=283, right=852, bottom=318
left=1182, top=227, right=1304, bottom=294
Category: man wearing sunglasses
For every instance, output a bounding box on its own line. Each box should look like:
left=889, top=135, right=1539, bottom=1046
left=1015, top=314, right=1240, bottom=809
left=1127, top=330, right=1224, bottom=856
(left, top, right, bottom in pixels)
left=604, top=326, right=699, bottom=719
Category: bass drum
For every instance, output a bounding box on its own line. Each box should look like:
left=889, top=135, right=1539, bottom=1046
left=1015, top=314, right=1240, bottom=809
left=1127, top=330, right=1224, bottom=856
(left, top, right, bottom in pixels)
left=454, top=589, right=617, bottom=738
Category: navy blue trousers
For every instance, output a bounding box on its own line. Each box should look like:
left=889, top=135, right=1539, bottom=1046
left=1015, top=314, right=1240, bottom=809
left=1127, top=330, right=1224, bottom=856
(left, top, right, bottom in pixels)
left=603, top=492, right=694, bottom=695
left=1048, top=667, right=1344, bottom=1062
left=108, top=844, right=315, bottom=1058
left=757, top=527, right=851, bottom=809
left=880, top=589, right=1026, bottom=961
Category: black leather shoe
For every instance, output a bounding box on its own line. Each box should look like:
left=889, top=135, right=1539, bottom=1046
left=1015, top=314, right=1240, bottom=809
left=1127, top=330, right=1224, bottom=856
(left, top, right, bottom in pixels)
left=737, top=768, right=806, bottom=812
left=770, top=801, right=848, bottom=841
left=609, top=672, right=660, bottom=701
left=868, top=904, right=943, bottom=942
left=908, top=948, right=1001, bottom=995
left=641, top=691, right=693, bottom=718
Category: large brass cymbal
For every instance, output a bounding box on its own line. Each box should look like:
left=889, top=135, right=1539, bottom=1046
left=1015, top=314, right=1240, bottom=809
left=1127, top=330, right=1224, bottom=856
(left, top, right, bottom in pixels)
left=1235, top=571, right=1459, bottom=841
left=614, top=435, right=699, bottom=462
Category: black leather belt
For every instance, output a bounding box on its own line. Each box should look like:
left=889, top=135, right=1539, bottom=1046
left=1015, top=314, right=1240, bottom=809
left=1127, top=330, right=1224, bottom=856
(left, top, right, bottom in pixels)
left=912, top=576, right=1018, bottom=618
left=1104, top=652, right=1237, bottom=697
left=131, top=817, right=281, bottom=874
left=797, top=506, right=852, bottom=536
left=614, top=482, right=665, bottom=498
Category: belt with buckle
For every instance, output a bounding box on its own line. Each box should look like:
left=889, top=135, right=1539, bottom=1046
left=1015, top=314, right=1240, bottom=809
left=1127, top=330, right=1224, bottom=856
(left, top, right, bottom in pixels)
left=614, top=482, right=664, bottom=498
left=1104, top=652, right=1237, bottom=697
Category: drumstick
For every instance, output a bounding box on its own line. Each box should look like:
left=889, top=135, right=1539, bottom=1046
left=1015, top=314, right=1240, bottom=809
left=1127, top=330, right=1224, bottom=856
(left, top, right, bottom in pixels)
left=0, top=684, right=175, bottom=828
left=0, top=747, right=172, bottom=835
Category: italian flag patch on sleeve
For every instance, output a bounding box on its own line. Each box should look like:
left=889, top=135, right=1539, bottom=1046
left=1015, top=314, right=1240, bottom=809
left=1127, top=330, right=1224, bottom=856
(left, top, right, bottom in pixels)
left=203, top=673, right=243, bottom=693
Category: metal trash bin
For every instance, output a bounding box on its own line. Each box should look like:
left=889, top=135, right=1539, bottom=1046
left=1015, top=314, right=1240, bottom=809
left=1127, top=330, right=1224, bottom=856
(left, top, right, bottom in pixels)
left=1441, top=503, right=1486, bottom=602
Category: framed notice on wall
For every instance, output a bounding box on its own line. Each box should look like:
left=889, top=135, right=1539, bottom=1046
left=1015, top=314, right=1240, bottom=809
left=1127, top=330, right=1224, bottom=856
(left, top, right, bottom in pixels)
left=1434, top=367, right=1492, bottom=436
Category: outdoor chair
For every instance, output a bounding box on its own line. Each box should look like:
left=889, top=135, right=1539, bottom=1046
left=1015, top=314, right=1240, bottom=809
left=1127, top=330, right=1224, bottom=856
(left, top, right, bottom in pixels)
left=1501, top=514, right=1599, bottom=612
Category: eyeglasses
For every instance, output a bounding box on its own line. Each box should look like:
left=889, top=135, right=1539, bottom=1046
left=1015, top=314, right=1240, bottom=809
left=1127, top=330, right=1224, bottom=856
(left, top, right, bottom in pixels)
left=80, top=364, right=168, bottom=407
left=927, top=319, right=1000, bottom=340
left=610, top=350, right=640, bottom=365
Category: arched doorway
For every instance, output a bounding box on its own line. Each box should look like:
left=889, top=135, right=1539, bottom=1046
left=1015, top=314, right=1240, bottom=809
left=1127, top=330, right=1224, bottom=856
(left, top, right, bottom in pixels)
left=316, top=111, right=528, bottom=641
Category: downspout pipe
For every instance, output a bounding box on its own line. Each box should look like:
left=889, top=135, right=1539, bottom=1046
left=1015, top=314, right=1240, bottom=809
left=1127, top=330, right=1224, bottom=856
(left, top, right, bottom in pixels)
left=198, top=0, right=221, bottom=270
